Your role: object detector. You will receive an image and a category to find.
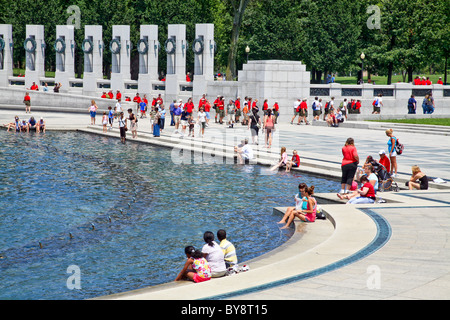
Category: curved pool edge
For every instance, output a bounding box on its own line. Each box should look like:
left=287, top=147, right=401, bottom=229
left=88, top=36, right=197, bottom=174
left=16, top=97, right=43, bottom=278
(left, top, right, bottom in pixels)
left=96, top=203, right=390, bottom=300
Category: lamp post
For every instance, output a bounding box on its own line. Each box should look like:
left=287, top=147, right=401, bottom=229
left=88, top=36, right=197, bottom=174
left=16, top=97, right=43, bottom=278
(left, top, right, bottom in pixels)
left=360, top=52, right=365, bottom=84
left=245, top=45, right=250, bottom=64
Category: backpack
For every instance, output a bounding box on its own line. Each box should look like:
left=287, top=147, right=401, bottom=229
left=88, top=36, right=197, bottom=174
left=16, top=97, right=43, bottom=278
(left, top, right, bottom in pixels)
left=324, top=101, right=330, bottom=111
left=395, top=138, right=404, bottom=155
left=372, top=99, right=378, bottom=106
left=315, top=205, right=326, bottom=220
left=312, top=101, right=317, bottom=110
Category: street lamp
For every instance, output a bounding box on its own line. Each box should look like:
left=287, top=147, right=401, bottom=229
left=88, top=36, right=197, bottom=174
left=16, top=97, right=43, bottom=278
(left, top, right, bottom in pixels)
left=360, top=52, right=365, bottom=84
left=245, top=45, right=250, bottom=63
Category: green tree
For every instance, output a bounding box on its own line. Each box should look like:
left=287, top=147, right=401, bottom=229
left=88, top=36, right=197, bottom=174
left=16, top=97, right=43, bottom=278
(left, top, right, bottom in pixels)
left=298, top=0, right=366, bottom=83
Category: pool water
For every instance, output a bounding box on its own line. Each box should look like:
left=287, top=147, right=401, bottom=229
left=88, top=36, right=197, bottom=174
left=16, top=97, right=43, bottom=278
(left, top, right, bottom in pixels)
left=0, top=130, right=337, bottom=299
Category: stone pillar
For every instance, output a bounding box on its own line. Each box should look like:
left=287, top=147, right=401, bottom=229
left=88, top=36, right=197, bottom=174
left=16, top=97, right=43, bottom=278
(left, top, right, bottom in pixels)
left=137, top=25, right=159, bottom=97
left=165, top=24, right=186, bottom=102
left=238, top=60, right=310, bottom=122
left=110, top=25, right=131, bottom=93
left=54, top=25, right=75, bottom=93
left=82, top=25, right=103, bottom=97
left=192, top=23, right=214, bottom=102
left=0, top=24, right=13, bottom=87
left=25, top=25, right=45, bottom=89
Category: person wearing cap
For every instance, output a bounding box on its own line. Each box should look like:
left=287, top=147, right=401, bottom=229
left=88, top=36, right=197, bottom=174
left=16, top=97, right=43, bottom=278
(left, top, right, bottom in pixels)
left=173, top=101, right=182, bottom=132
left=437, top=77, right=444, bottom=85
left=36, top=117, right=45, bottom=133
left=378, top=150, right=391, bottom=174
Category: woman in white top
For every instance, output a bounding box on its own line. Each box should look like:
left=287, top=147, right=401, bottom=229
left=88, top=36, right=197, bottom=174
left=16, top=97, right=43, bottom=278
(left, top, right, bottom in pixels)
left=202, top=231, right=227, bottom=278
left=271, top=147, right=288, bottom=171
left=198, top=107, right=207, bottom=138
left=118, top=112, right=127, bottom=144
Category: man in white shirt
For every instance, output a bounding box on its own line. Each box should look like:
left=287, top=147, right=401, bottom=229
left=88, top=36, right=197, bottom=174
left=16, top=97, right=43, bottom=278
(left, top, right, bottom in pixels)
left=291, top=99, right=301, bottom=124
left=115, top=99, right=123, bottom=113
left=235, top=139, right=253, bottom=164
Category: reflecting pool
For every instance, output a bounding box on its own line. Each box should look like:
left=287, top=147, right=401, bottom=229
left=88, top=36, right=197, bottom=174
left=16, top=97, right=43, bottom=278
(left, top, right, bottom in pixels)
left=0, top=130, right=337, bottom=299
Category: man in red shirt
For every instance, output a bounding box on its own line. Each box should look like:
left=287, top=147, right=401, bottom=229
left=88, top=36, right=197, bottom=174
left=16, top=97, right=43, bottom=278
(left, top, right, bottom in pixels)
left=298, top=98, right=309, bottom=125
left=213, top=95, right=221, bottom=123
left=133, top=93, right=142, bottom=112
left=217, top=96, right=225, bottom=124
left=273, top=101, right=279, bottom=123
left=252, top=99, right=258, bottom=111
left=30, top=82, right=39, bottom=91
left=198, top=94, right=207, bottom=110
left=413, top=76, right=421, bottom=85
left=23, top=92, right=31, bottom=113
left=156, top=94, right=163, bottom=106
left=101, top=92, right=107, bottom=99
left=116, top=90, right=122, bottom=101
left=234, top=97, right=241, bottom=123
left=108, top=90, right=114, bottom=99
left=378, top=150, right=391, bottom=174
left=437, top=77, right=444, bottom=85
left=420, top=77, right=427, bottom=85
left=426, top=77, right=432, bottom=85
left=185, top=97, right=194, bottom=119
left=355, top=100, right=362, bottom=114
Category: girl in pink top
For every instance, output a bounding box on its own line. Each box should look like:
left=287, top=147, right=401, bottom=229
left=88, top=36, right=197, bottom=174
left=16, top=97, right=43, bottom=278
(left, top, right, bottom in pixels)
left=271, top=147, right=288, bottom=171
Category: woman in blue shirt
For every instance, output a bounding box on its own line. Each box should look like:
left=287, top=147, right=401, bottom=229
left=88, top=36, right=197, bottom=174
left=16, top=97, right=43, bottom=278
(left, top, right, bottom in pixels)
left=386, top=129, right=398, bottom=177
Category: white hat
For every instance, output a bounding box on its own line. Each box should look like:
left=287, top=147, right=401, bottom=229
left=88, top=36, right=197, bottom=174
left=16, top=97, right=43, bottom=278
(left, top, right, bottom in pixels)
left=379, top=150, right=386, bottom=155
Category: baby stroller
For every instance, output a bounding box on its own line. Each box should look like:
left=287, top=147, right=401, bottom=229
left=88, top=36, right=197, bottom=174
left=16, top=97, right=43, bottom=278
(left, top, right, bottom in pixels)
left=366, top=157, right=399, bottom=192
left=375, top=163, right=399, bottom=192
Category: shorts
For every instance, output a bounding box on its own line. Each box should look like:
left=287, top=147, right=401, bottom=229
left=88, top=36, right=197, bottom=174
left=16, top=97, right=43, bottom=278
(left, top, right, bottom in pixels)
left=193, top=274, right=210, bottom=283
left=373, top=106, right=380, bottom=113
left=313, top=110, right=321, bottom=117
left=294, top=109, right=301, bottom=116
left=174, top=115, right=181, bottom=123
left=300, top=109, right=308, bottom=117
left=205, top=112, right=210, bottom=120
left=389, top=149, right=397, bottom=157
left=90, top=111, right=96, bottom=118
left=109, top=118, right=114, bottom=125
left=24, top=101, right=31, bottom=106
left=218, top=109, right=225, bottom=117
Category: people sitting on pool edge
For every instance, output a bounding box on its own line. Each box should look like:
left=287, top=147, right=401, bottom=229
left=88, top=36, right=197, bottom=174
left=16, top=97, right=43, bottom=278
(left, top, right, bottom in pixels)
left=5, top=116, right=45, bottom=133
left=175, top=230, right=239, bottom=283
left=337, top=163, right=378, bottom=202
left=278, top=183, right=317, bottom=229
left=405, top=165, right=428, bottom=190
left=338, top=175, right=376, bottom=204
